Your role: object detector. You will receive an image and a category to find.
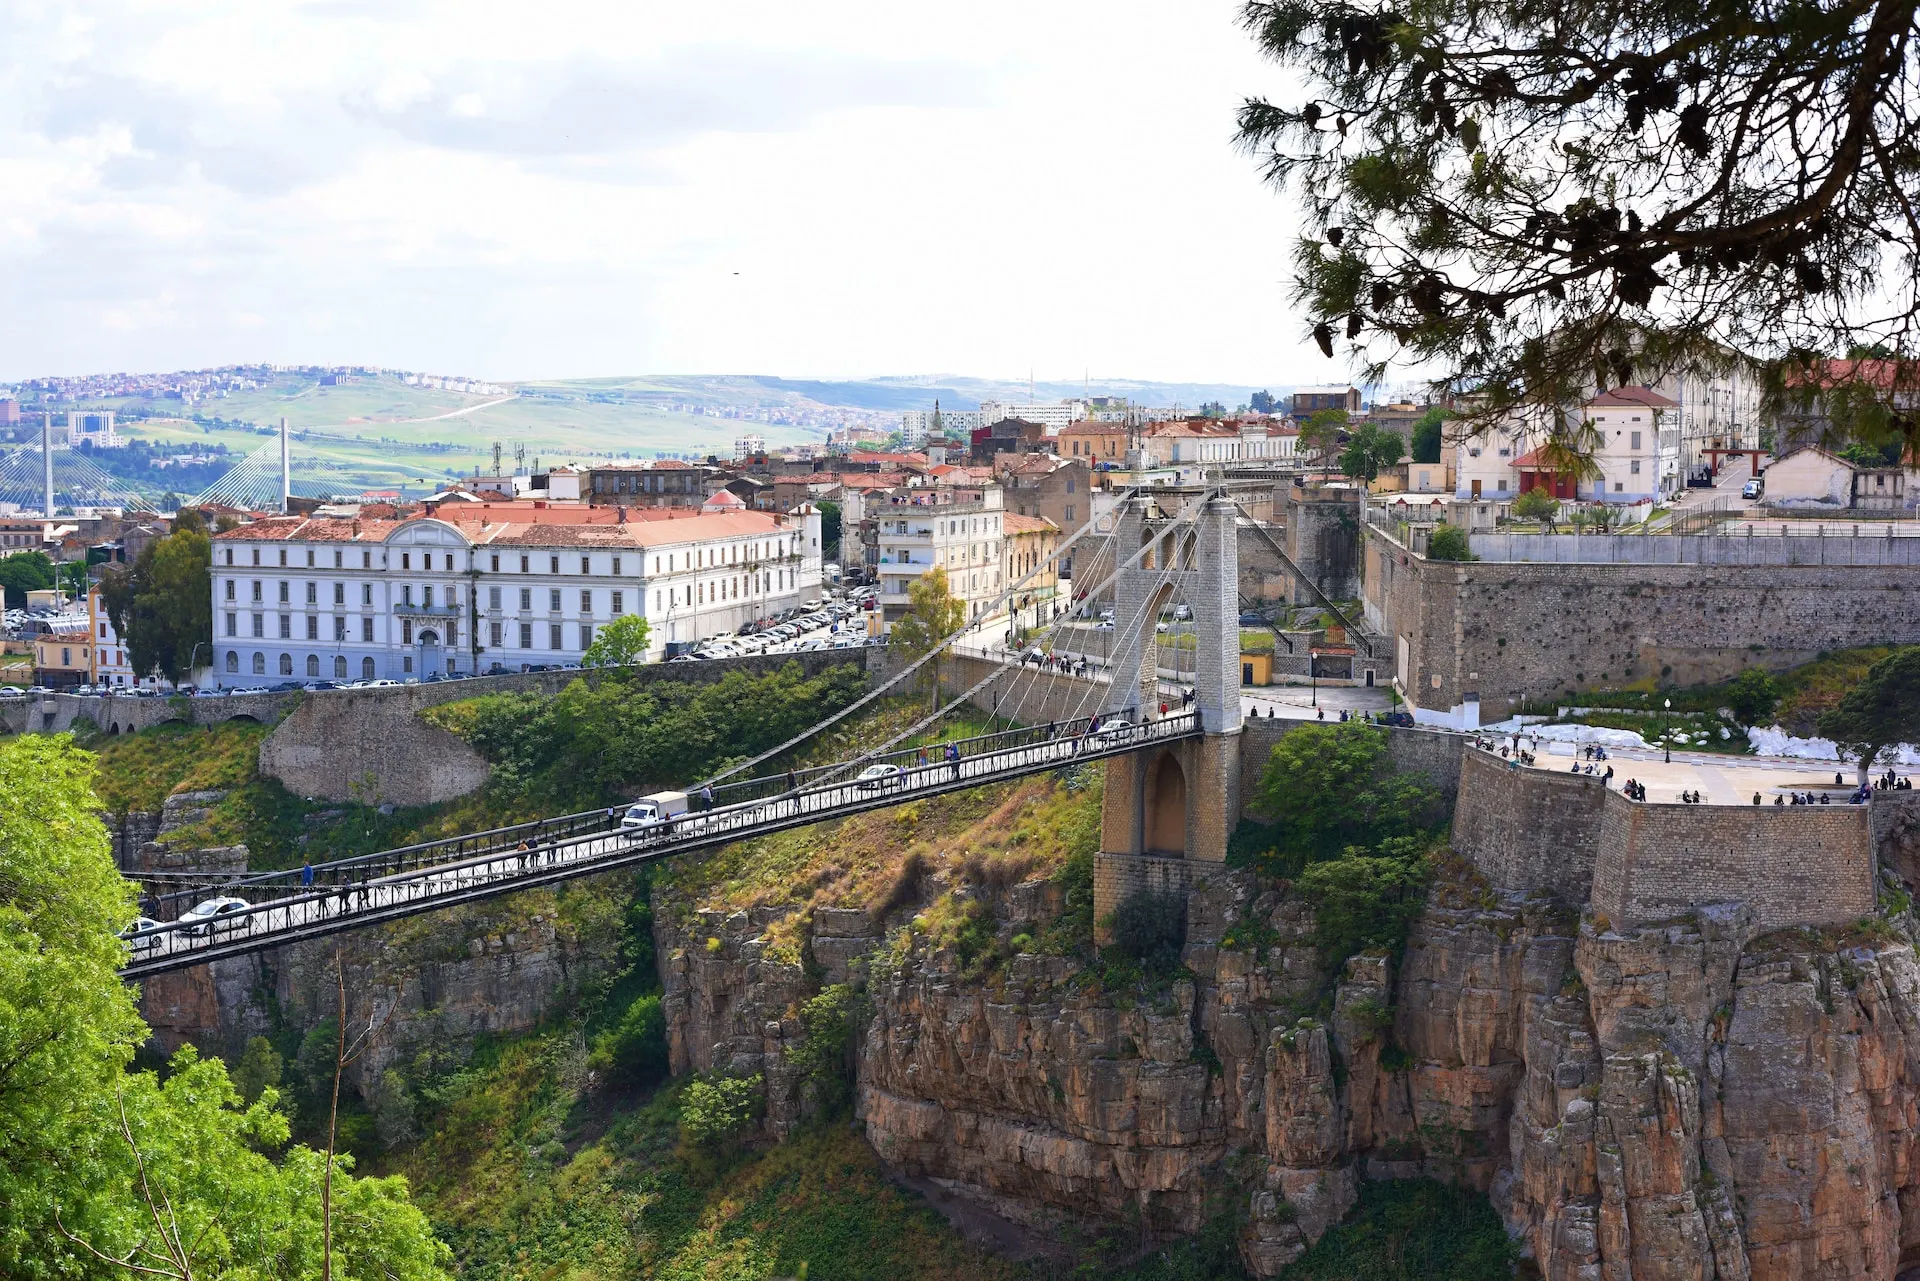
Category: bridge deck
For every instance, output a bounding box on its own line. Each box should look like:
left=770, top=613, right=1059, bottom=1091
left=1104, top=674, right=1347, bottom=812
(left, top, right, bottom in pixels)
left=120, top=712, right=1201, bottom=978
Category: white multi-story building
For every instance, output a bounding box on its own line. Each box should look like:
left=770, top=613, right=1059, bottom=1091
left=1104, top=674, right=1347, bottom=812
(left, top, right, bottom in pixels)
left=1451, top=388, right=1681, bottom=504
left=204, top=506, right=823, bottom=684
left=86, top=584, right=144, bottom=688
left=873, top=488, right=1009, bottom=639
left=977, top=400, right=1086, bottom=430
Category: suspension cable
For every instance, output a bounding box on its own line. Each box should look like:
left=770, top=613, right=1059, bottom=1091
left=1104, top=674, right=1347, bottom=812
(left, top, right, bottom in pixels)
left=692, top=487, right=1145, bottom=789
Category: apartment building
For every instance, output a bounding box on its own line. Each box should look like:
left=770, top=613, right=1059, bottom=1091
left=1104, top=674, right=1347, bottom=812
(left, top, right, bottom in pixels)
left=204, top=505, right=823, bottom=683
left=1002, top=512, right=1061, bottom=638
left=87, top=584, right=142, bottom=688
left=872, top=488, right=1008, bottom=637
left=1451, top=388, right=1680, bottom=504
left=999, top=456, right=1092, bottom=577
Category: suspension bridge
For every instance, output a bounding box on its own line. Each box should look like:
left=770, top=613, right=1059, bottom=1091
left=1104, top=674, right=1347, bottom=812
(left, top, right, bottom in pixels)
left=0, top=446, right=155, bottom=514
left=119, top=488, right=1327, bottom=979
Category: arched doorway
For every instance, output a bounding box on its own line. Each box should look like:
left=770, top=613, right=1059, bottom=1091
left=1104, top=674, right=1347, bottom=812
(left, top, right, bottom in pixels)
left=1146, top=752, right=1187, bottom=855
left=418, top=629, right=442, bottom=677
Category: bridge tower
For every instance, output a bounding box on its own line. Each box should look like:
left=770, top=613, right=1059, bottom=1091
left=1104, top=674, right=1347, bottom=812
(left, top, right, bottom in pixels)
left=1094, top=493, right=1242, bottom=932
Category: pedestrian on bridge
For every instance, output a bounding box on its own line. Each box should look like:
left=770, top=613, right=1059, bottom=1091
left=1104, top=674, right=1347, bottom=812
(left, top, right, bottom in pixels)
left=516, top=840, right=532, bottom=870
left=702, top=784, right=715, bottom=812
left=787, top=769, right=797, bottom=793
left=947, top=741, right=961, bottom=778
left=300, top=860, right=314, bottom=889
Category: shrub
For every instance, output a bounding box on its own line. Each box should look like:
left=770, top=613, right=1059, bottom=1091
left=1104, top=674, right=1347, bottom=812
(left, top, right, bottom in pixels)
left=232, top=1035, right=283, bottom=1106
left=785, top=984, right=869, bottom=1115
left=1106, top=888, right=1187, bottom=973
left=589, top=993, right=669, bottom=1092
left=1724, top=666, right=1780, bottom=727
left=1253, top=722, right=1446, bottom=863
left=1425, top=524, right=1475, bottom=561
left=1294, top=841, right=1433, bottom=975
left=679, top=1073, right=764, bottom=1148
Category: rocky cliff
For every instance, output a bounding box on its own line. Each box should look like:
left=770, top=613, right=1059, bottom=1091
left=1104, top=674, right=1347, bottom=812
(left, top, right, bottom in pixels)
left=658, top=842, right=1920, bottom=1278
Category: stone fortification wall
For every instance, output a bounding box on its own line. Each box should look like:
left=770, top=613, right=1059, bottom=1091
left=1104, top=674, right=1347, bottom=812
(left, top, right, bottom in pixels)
left=1448, top=749, right=1607, bottom=904
left=1363, top=524, right=1920, bottom=723
left=1444, top=748, right=1877, bottom=929
left=1588, top=791, right=1875, bottom=931
left=260, top=648, right=879, bottom=808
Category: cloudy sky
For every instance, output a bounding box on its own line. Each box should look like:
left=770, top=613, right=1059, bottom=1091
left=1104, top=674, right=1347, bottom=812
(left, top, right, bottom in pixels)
left=1, top=1, right=1317, bottom=386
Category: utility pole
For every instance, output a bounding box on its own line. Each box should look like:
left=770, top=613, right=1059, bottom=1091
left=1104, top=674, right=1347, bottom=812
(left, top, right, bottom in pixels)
left=280, top=416, right=291, bottom=514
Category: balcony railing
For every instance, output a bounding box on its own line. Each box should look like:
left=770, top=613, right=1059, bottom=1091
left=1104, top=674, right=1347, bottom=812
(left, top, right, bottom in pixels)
left=392, top=601, right=464, bottom=617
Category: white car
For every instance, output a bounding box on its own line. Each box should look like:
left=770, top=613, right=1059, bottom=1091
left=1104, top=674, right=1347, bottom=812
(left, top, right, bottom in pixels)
left=119, top=916, right=164, bottom=949
left=855, top=763, right=906, bottom=790
left=1082, top=718, right=1138, bottom=748
left=179, top=895, right=250, bottom=937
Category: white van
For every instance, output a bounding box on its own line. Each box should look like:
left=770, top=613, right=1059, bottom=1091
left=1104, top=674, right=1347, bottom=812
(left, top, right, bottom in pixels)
left=621, top=791, right=690, bottom=833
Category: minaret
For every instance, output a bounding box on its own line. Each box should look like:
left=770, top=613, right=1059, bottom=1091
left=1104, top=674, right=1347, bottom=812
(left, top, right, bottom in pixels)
left=280, top=417, right=291, bottom=513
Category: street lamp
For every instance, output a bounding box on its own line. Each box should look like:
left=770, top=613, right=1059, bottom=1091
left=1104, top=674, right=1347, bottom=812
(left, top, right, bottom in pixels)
left=1663, top=697, right=1672, bottom=764
left=1309, top=649, right=1318, bottom=708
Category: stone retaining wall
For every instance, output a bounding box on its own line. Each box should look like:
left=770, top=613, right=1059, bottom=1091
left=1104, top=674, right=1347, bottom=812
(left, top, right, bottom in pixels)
left=1445, top=746, right=1879, bottom=929
left=1448, top=748, right=1608, bottom=904
left=1589, top=790, right=1875, bottom=930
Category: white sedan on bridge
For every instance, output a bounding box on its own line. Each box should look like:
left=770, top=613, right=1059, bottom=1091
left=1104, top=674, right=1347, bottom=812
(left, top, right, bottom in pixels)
left=856, top=763, right=906, bottom=790
left=179, top=895, right=250, bottom=937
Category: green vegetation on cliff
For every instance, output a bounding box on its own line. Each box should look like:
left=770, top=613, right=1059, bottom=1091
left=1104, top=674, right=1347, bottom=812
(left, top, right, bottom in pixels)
left=429, top=661, right=869, bottom=810
left=399, top=1031, right=1015, bottom=1281
left=1280, top=1179, right=1515, bottom=1279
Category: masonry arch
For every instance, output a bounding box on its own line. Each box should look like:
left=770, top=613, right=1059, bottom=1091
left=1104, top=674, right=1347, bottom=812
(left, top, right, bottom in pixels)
left=1145, top=750, right=1188, bottom=855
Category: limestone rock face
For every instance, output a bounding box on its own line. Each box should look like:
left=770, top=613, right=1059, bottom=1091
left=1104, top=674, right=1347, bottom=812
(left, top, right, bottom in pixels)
left=662, top=857, right=1920, bottom=1279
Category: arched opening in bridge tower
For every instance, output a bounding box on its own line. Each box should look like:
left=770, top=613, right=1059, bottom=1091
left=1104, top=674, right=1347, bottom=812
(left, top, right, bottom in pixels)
left=1146, top=752, right=1188, bottom=856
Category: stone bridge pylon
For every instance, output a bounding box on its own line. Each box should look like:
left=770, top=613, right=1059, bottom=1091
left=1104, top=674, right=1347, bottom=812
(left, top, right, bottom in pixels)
left=1094, top=492, right=1242, bottom=930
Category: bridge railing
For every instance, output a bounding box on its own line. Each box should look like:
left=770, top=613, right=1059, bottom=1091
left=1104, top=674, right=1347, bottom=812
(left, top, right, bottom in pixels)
left=120, top=711, right=1201, bottom=971
left=141, top=705, right=1185, bottom=913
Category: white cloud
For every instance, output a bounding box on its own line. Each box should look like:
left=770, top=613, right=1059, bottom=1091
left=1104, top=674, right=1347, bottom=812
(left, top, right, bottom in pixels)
left=0, top=0, right=1327, bottom=388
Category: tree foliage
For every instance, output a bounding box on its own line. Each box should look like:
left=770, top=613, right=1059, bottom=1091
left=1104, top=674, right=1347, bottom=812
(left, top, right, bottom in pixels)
left=581, top=612, right=652, bottom=668
left=1509, top=486, right=1562, bottom=527
left=0, top=551, right=55, bottom=608
left=588, top=994, right=669, bottom=1092
left=1425, top=524, right=1475, bottom=560
left=888, top=565, right=966, bottom=661
left=1236, top=0, right=1920, bottom=449
left=441, top=662, right=868, bottom=809
left=1252, top=720, right=1446, bottom=864
left=1408, top=405, right=1448, bottom=463
left=0, top=734, right=448, bottom=1280
left=817, top=500, right=843, bottom=558
left=888, top=566, right=967, bottom=707
left=103, top=508, right=213, bottom=684
left=1299, top=407, right=1351, bottom=463
left=679, top=1074, right=763, bottom=1149
left=1294, top=838, right=1433, bottom=966
left=1339, top=423, right=1406, bottom=481
left=1817, top=645, right=1920, bottom=771
left=1724, top=666, right=1782, bottom=728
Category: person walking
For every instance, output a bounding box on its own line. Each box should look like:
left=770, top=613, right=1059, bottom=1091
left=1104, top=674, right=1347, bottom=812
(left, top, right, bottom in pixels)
left=300, top=860, right=315, bottom=889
